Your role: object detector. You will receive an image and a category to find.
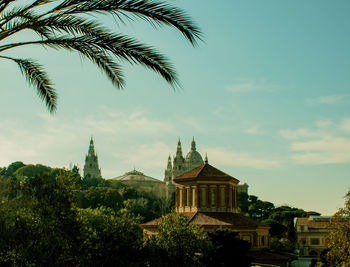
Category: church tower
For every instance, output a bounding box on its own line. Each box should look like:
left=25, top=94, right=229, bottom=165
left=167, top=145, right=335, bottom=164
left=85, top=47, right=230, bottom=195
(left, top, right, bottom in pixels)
left=83, top=137, right=102, bottom=179
left=164, top=155, right=173, bottom=185
left=172, top=139, right=185, bottom=182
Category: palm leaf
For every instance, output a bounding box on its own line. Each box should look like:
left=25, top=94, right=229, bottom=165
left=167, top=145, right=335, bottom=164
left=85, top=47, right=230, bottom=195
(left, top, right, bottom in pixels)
left=0, top=55, right=57, bottom=113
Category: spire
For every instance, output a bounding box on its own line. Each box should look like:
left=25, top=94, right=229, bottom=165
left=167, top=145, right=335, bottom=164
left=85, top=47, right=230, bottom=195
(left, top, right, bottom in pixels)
left=83, top=137, right=102, bottom=178
left=167, top=155, right=172, bottom=169
left=191, top=136, right=196, bottom=151
left=176, top=138, right=183, bottom=157
left=88, top=136, right=95, bottom=156
left=204, top=153, right=208, bottom=164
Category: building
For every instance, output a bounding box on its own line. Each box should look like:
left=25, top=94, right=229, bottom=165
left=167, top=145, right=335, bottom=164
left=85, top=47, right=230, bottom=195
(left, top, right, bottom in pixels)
left=164, top=138, right=204, bottom=185
left=143, top=160, right=270, bottom=249
left=111, top=169, right=167, bottom=199
left=294, top=216, right=331, bottom=256
left=83, top=137, right=102, bottom=179
left=164, top=138, right=249, bottom=195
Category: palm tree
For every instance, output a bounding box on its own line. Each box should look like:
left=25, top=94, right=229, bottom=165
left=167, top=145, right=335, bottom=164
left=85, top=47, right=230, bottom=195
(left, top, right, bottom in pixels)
left=0, top=0, right=202, bottom=113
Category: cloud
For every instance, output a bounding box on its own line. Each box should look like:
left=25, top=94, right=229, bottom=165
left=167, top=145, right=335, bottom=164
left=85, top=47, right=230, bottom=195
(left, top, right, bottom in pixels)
left=339, top=118, right=350, bottom=132
left=225, top=79, right=275, bottom=93
left=0, top=108, right=175, bottom=171
left=280, top=119, right=350, bottom=165
left=204, top=146, right=279, bottom=169
left=110, top=142, right=172, bottom=177
left=225, top=82, right=260, bottom=93
left=244, top=125, right=262, bottom=135
left=279, top=128, right=325, bottom=140
left=307, top=95, right=345, bottom=105
left=316, top=119, right=332, bottom=128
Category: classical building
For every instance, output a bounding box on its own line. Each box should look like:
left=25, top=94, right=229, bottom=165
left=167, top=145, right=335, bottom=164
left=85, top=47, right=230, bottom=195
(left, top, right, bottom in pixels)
left=83, top=137, right=102, bottom=179
left=143, top=160, right=270, bottom=249
left=164, top=138, right=204, bottom=185
left=295, top=216, right=331, bottom=256
left=111, top=169, right=167, bottom=199
left=164, top=138, right=249, bottom=195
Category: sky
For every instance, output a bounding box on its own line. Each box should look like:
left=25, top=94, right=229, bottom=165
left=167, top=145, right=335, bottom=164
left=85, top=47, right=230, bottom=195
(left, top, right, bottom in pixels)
left=0, top=0, right=349, bottom=216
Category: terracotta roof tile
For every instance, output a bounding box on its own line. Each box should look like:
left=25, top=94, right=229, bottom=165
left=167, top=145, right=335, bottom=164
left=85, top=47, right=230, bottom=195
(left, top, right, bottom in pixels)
left=174, top=163, right=239, bottom=182
left=295, top=217, right=331, bottom=229
left=142, top=212, right=269, bottom=229
left=189, top=212, right=268, bottom=228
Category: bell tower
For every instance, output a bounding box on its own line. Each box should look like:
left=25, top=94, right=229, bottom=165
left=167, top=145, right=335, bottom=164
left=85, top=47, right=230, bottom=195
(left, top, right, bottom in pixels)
left=83, top=137, right=102, bottom=179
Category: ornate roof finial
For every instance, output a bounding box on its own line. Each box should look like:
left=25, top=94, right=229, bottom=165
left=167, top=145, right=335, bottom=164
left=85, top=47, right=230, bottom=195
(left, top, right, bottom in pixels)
left=204, top=153, right=208, bottom=164
left=176, top=138, right=183, bottom=157
left=191, top=136, right=196, bottom=151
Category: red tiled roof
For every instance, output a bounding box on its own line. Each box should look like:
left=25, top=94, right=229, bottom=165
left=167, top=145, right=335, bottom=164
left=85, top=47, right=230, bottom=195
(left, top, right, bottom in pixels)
left=295, top=217, right=331, bottom=229
left=173, top=163, right=239, bottom=183
left=142, top=212, right=268, bottom=229
left=189, top=212, right=268, bottom=228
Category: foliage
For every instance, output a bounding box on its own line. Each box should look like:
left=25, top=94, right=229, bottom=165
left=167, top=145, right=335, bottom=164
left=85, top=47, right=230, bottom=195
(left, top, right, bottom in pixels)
left=202, top=229, right=252, bottom=267
left=0, top=0, right=202, bottom=113
left=270, top=237, right=294, bottom=252
left=0, top=171, right=82, bottom=266
left=78, top=208, right=143, bottom=266
left=145, top=213, right=210, bottom=267
left=325, top=190, right=350, bottom=266
left=2, top=161, right=25, bottom=177
left=81, top=175, right=111, bottom=188
left=80, top=186, right=123, bottom=210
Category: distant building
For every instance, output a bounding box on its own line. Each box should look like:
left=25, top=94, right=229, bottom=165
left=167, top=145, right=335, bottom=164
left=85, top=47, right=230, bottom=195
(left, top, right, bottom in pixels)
left=295, top=216, right=331, bottom=256
left=238, top=183, right=249, bottom=195
left=164, top=138, right=204, bottom=185
left=143, top=160, right=270, bottom=249
left=111, top=169, right=167, bottom=199
left=164, top=138, right=249, bottom=193
left=83, top=137, right=102, bottom=179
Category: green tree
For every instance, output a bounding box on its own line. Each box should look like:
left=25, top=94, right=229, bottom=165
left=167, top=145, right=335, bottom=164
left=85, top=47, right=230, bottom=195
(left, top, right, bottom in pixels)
left=202, top=229, right=252, bottom=267
left=78, top=208, right=144, bottom=266
left=81, top=186, right=123, bottom=210
left=0, top=0, right=202, bottom=113
left=145, top=213, right=210, bottom=267
left=3, top=161, right=25, bottom=177
left=325, top=190, right=350, bottom=266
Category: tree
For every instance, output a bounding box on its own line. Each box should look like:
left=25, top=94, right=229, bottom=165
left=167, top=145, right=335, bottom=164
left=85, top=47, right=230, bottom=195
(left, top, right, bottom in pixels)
left=80, top=186, right=123, bottom=210
left=0, top=0, right=202, bottom=113
left=145, top=213, right=210, bottom=267
left=325, top=190, right=350, bottom=266
left=202, top=229, right=252, bottom=267
left=78, top=208, right=144, bottom=266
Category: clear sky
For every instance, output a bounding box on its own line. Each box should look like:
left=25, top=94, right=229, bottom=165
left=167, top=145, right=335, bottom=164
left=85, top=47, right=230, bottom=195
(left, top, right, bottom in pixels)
left=0, top=0, right=349, bottom=216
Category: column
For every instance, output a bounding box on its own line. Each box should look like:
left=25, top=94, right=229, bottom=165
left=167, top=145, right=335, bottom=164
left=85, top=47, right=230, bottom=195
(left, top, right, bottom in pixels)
left=216, top=185, right=220, bottom=208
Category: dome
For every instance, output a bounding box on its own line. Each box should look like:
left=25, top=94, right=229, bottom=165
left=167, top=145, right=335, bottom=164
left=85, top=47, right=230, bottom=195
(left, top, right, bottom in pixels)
left=185, top=150, right=204, bottom=165
left=111, top=169, right=162, bottom=183
left=185, top=138, right=204, bottom=166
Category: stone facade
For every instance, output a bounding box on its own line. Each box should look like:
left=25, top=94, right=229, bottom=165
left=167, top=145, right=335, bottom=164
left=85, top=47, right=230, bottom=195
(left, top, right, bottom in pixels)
left=143, top=162, right=270, bottom=249
left=164, top=138, right=204, bottom=185
left=164, top=139, right=249, bottom=195
left=295, top=216, right=331, bottom=257
left=83, top=137, right=102, bottom=179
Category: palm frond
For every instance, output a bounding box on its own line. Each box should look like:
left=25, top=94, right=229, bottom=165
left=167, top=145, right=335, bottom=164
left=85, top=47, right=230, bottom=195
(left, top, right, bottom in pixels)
left=0, top=34, right=179, bottom=87
left=63, top=0, right=203, bottom=46
left=0, top=55, right=57, bottom=113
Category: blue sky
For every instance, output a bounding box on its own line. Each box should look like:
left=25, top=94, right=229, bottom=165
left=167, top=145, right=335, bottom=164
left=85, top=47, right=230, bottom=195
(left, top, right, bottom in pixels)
left=0, top=0, right=349, bottom=215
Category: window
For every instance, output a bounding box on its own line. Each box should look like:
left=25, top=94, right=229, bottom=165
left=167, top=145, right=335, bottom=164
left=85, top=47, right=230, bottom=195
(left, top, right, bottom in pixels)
left=311, top=238, right=320, bottom=245
left=211, top=188, right=216, bottom=207
left=300, top=226, right=304, bottom=231
left=201, top=188, right=206, bottom=207
left=184, top=188, right=188, bottom=206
